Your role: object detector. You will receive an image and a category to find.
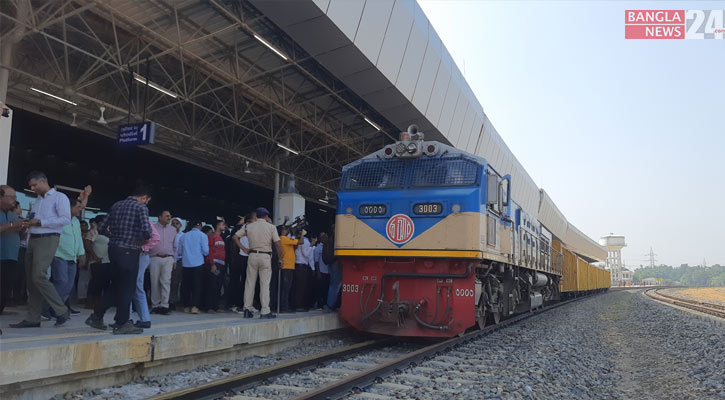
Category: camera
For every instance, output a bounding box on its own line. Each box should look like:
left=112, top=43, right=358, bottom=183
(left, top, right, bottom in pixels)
left=283, top=215, right=309, bottom=237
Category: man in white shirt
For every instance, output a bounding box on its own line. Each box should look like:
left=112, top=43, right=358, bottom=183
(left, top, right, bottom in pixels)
left=292, top=231, right=313, bottom=312
left=11, top=172, right=71, bottom=328
left=228, top=215, right=250, bottom=313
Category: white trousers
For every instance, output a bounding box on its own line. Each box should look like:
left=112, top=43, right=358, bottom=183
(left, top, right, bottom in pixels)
left=149, top=256, right=175, bottom=308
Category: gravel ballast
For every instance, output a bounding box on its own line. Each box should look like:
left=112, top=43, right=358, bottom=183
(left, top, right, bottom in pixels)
left=57, top=290, right=725, bottom=399
left=352, top=290, right=725, bottom=400
left=54, top=336, right=359, bottom=400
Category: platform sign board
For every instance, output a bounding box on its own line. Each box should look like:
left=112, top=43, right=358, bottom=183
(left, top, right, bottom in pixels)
left=118, top=121, right=155, bottom=145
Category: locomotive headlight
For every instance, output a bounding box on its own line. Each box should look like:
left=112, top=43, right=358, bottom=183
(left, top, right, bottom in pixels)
left=452, top=204, right=461, bottom=213
left=407, top=142, right=417, bottom=153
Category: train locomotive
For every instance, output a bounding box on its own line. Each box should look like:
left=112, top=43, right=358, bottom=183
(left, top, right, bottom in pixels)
left=334, top=125, right=608, bottom=337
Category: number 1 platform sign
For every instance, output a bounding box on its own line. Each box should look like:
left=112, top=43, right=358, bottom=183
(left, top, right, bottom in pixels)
left=625, top=10, right=725, bottom=39
left=118, top=121, right=156, bottom=145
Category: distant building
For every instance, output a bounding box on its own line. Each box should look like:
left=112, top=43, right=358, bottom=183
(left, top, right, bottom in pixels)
left=600, top=234, right=627, bottom=285
left=621, top=268, right=634, bottom=282
left=642, top=277, right=662, bottom=286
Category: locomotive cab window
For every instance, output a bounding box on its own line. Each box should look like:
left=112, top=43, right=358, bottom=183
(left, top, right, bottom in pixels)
left=340, top=154, right=481, bottom=190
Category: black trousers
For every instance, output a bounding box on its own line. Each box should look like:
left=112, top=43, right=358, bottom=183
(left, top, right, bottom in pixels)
left=226, top=256, right=247, bottom=308
left=94, top=246, right=140, bottom=324
left=313, top=272, right=330, bottom=309
left=0, top=259, right=20, bottom=314
left=88, top=262, right=112, bottom=297
left=181, top=266, right=203, bottom=308
left=279, top=269, right=294, bottom=311
left=203, top=263, right=226, bottom=311
left=293, top=263, right=311, bottom=311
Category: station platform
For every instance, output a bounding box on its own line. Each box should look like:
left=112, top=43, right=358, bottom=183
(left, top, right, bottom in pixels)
left=0, top=305, right=345, bottom=397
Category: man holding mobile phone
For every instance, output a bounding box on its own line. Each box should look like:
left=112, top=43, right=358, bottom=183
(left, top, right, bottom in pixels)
left=10, top=172, right=72, bottom=328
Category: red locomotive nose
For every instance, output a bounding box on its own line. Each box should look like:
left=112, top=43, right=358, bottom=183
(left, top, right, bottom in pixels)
left=339, top=258, right=475, bottom=338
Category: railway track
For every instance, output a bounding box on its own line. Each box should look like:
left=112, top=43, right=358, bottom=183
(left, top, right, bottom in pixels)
left=148, top=296, right=589, bottom=400
left=645, top=288, right=725, bottom=319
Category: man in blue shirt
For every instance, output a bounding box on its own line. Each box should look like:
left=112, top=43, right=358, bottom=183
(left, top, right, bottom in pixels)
left=11, top=172, right=72, bottom=328
left=179, top=221, right=209, bottom=314
left=0, top=185, right=24, bottom=315
left=313, top=233, right=330, bottom=310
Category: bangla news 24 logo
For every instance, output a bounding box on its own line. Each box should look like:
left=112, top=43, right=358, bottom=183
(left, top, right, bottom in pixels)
left=625, top=10, right=725, bottom=39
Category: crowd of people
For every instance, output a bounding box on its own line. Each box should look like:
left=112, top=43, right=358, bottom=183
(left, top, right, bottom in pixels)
left=0, top=172, right=342, bottom=335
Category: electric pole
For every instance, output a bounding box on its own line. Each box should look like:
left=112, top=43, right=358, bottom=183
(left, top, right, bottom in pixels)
left=643, top=247, right=657, bottom=268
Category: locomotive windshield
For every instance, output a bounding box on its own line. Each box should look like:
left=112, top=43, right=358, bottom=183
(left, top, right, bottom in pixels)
left=340, top=154, right=481, bottom=190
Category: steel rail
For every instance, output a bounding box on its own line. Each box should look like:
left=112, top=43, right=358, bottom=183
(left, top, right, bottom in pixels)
left=293, top=295, right=595, bottom=400
left=646, top=288, right=725, bottom=319
left=146, top=338, right=396, bottom=400
left=148, top=293, right=600, bottom=400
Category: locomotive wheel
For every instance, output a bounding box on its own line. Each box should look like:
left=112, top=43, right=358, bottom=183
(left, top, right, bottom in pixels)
left=476, top=305, right=487, bottom=329
left=492, top=310, right=501, bottom=325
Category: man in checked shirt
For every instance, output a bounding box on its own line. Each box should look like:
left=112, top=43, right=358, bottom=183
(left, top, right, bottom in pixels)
left=85, top=186, right=152, bottom=334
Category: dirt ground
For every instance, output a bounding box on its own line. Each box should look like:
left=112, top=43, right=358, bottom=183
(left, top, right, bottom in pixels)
left=675, top=287, right=725, bottom=304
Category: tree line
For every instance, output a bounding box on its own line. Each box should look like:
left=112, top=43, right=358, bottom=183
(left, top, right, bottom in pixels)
left=633, top=264, right=725, bottom=286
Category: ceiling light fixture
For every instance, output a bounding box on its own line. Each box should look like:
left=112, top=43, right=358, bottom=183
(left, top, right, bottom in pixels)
left=364, top=117, right=380, bottom=131
left=133, top=73, right=178, bottom=98
left=254, top=34, right=288, bottom=61
left=30, top=87, right=77, bottom=106
left=276, top=142, right=299, bottom=155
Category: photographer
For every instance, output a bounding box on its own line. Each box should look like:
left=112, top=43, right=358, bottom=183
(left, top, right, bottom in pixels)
left=277, top=225, right=298, bottom=313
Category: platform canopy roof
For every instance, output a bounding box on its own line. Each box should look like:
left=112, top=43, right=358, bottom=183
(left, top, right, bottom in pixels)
left=0, top=0, right=398, bottom=202
left=0, top=0, right=605, bottom=261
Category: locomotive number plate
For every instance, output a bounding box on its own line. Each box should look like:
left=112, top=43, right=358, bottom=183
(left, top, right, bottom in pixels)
left=359, top=204, right=387, bottom=216
left=342, top=284, right=359, bottom=293
left=413, top=203, right=442, bottom=215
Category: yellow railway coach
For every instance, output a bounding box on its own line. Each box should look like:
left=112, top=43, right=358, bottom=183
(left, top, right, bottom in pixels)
left=554, top=240, right=611, bottom=295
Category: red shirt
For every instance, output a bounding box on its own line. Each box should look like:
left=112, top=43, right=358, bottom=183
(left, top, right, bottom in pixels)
left=206, top=233, right=226, bottom=264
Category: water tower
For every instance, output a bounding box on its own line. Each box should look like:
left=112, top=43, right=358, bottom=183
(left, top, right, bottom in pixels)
left=599, top=234, right=626, bottom=284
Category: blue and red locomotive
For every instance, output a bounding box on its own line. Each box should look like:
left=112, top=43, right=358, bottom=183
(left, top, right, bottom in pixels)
left=334, top=126, right=563, bottom=337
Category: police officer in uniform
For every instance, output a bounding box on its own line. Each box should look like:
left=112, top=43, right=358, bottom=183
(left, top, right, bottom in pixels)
left=234, top=207, right=282, bottom=318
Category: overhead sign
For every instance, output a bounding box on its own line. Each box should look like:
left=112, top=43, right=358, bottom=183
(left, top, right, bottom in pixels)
left=118, top=121, right=155, bottom=145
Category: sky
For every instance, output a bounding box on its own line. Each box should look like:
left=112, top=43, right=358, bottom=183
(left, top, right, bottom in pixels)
left=418, top=1, right=725, bottom=268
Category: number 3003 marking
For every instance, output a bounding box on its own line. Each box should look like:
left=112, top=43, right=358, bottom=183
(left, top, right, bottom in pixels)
left=455, top=289, right=475, bottom=297
left=342, top=284, right=359, bottom=293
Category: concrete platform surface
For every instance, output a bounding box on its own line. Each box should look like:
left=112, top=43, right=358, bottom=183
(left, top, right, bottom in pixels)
left=0, top=306, right=345, bottom=387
